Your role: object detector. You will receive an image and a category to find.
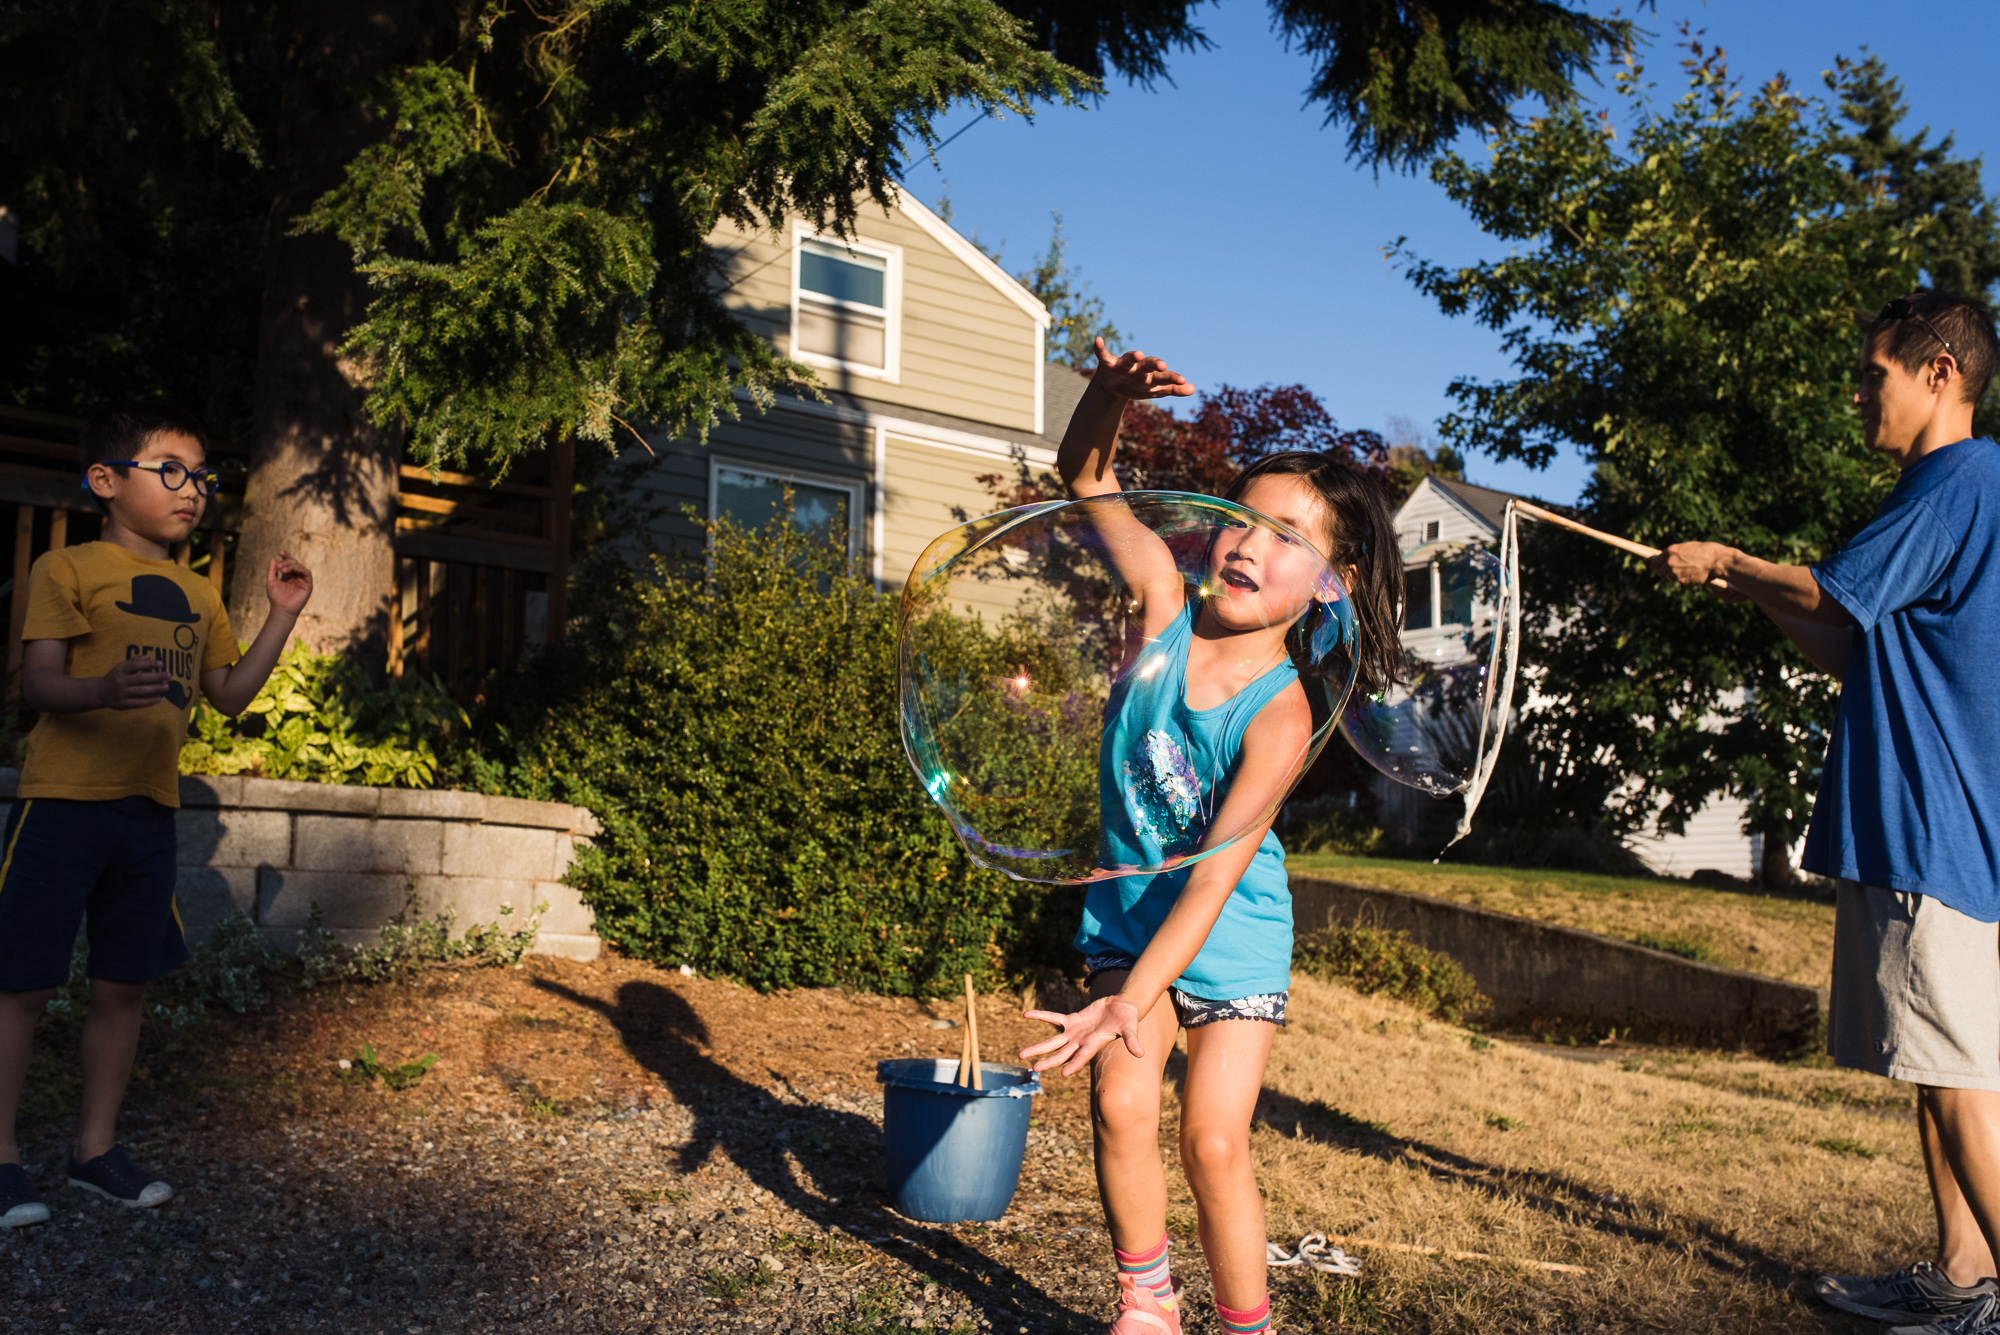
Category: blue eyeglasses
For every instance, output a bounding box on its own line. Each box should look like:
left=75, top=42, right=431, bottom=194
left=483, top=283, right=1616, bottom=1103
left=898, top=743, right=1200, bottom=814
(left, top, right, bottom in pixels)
left=82, top=459, right=222, bottom=498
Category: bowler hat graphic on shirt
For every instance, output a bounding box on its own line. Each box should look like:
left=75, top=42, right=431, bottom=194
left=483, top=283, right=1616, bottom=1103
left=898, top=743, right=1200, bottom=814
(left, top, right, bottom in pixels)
left=115, top=574, right=202, bottom=624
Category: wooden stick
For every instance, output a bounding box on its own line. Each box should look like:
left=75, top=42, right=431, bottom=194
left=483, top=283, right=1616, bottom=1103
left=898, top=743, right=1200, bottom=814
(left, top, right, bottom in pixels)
left=957, top=1014, right=972, bottom=1088
left=963, top=973, right=983, bottom=1091
left=1512, top=499, right=1727, bottom=592
left=1325, top=1233, right=1592, bottom=1276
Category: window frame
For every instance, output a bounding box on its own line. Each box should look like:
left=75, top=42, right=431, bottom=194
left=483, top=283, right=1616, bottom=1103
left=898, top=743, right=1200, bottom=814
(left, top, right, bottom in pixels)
left=708, top=456, right=866, bottom=560
left=789, top=225, right=903, bottom=383
left=1402, top=551, right=1486, bottom=636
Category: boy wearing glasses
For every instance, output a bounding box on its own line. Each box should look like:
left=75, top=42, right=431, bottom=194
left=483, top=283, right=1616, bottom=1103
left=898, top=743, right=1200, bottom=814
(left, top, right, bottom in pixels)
left=0, top=402, right=312, bottom=1227
left=1652, top=291, right=2000, bottom=1335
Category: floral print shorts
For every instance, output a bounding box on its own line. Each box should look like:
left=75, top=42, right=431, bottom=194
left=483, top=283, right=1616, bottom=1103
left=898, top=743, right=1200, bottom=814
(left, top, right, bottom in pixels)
left=1082, top=952, right=1287, bottom=1028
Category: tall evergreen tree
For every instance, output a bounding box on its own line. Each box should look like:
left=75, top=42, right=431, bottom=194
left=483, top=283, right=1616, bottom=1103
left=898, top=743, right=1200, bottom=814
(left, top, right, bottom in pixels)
left=2, top=0, right=1631, bottom=658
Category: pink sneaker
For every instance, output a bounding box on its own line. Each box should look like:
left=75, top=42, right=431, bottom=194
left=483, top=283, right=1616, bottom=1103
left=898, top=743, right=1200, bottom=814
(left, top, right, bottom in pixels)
left=1104, top=1272, right=1183, bottom=1335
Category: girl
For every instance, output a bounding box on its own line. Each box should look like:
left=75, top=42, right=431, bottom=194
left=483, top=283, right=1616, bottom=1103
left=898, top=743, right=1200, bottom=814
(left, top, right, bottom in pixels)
left=1020, top=341, right=1402, bottom=1335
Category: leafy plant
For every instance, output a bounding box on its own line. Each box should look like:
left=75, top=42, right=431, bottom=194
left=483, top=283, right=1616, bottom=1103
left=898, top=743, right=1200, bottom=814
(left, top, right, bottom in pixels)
left=45, top=911, right=283, bottom=1033
left=340, top=1044, right=439, bottom=1091
left=296, top=892, right=545, bottom=987
left=455, top=516, right=1088, bottom=995
left=1295, top=922, right=1486, bottom=1024
left=180, top=640, right=466, bottom=788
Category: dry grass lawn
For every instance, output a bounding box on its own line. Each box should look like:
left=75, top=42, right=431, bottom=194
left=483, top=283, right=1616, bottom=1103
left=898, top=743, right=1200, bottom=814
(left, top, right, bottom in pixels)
left=1202, top=973, right=1922, bottom=1332
left=1288, top=854, right=1837, bottom=987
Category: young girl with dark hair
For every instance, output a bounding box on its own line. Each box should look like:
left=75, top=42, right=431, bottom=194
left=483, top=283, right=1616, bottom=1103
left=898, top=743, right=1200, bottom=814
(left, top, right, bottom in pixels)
left=1021, top=341, right=1402, bottom=1335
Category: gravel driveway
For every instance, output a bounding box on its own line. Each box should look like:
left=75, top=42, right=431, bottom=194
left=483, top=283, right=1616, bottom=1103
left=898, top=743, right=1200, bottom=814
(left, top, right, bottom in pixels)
left=0, top=957, right=1220, bottom=1334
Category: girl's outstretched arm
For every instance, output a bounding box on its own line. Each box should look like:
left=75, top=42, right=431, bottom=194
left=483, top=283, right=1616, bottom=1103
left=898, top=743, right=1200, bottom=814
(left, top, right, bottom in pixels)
left=1021, top=685, right=1312, bottom=1075
left=1057, top=338, right=1202, bottom=646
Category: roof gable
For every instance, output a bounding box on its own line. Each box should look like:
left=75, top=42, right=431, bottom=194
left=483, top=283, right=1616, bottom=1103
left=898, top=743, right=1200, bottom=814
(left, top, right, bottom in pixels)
left=892, top=189, right=1052, bottom=329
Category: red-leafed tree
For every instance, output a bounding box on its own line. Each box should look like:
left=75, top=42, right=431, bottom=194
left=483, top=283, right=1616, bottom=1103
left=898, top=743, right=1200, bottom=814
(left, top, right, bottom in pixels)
left=980, top=370, right=1388, bottom=507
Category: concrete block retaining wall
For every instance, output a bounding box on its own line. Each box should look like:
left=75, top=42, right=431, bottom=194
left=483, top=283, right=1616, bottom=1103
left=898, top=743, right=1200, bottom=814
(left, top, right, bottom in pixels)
left=1292, top=875, right=1823, bottom=1050
left=0, top=769, right=603, bottom=961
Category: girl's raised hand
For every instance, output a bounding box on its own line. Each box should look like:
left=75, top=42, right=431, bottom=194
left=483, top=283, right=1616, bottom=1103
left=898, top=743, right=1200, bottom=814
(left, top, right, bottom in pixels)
left=1020, top=994, right=1144, bottom=1076
left=1091, top=337, right=1196, bottom=403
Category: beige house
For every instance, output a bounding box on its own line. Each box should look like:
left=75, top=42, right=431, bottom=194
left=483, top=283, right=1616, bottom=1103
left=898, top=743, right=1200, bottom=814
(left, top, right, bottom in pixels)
left=634, top=190, right=1086, bottom=598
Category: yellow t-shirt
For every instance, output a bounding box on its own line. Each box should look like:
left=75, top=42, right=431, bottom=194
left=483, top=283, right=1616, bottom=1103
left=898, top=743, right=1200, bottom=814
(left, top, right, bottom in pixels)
left=18, top=542, right=238, bottom=807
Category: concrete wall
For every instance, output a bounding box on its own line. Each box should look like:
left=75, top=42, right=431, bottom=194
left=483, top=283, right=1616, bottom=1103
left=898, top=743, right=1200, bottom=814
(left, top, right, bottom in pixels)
left=0, top=770, right=603, bottom=961
left=1292, top=875, right=1821, bottom=1050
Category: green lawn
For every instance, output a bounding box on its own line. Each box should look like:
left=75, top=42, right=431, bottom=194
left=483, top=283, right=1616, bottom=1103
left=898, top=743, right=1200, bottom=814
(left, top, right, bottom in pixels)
left=1287, top=853, right=1835, bottom=988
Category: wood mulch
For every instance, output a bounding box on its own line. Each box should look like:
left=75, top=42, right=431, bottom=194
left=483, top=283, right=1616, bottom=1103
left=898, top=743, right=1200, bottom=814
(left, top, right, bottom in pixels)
left=0, top=954, right=1191, bottom=1335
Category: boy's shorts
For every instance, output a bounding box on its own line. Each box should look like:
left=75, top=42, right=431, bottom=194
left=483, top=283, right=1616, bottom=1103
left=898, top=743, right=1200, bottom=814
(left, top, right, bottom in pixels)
left=0, top=796, right=187, bottom=991
left=1829, top=879, right=2000, bottom=1091
left=1083, top=952, right=1288, bottom=1027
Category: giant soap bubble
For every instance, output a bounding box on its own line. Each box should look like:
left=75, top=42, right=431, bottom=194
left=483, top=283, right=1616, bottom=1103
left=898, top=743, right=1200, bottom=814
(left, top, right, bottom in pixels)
left=899, top=492, right=1360, bottom=884
left=1339, top=502, right=1522, bottom=847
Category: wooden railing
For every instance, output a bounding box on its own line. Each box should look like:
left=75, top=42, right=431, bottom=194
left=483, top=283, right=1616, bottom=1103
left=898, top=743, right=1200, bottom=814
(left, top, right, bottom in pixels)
left=0, top=414, right=573, bottom=700
left=390, top=436, right=571, bottom=682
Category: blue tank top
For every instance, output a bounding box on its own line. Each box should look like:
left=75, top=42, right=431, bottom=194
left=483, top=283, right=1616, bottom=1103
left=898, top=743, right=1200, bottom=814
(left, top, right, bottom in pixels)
left=1076, top=603, right=1298, bottom=998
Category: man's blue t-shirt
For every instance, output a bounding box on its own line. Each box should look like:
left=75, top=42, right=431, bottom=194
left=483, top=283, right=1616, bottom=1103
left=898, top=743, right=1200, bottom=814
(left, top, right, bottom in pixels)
left=1802, top=437, right=2000, bottom=919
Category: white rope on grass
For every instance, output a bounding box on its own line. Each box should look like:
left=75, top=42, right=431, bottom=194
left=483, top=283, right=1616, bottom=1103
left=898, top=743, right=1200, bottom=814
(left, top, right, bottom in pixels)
left=1265, top=1233, right=1363, bottom=1276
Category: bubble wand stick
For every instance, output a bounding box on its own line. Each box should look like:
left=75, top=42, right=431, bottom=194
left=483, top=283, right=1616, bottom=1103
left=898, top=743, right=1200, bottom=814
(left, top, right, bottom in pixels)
left=1512, top=500, right=1728, bottom=591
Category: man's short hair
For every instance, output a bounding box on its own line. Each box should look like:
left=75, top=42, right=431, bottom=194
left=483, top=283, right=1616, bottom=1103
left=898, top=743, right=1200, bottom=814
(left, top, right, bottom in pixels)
left=1868, top=290, right=2000, bottom=406
left=76, top=402, right=209, bottom=515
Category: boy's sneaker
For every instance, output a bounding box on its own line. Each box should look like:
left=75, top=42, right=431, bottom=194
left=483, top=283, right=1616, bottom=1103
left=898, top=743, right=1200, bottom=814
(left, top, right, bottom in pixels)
left=1817, top=1260, right=1996, bottom=1324
left=0, top=1163, right=49, bottom=1227
left=67, top=1146, right=172, bottom=1209
left=1891, top=1292, right=2000, bottom=1335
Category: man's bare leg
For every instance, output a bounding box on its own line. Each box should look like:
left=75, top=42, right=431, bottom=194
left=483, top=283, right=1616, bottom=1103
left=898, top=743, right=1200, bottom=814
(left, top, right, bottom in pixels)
left=1925, top=1087, right=2000, bottom=1286
left=1924, top=1089, right=2000, bottom=1286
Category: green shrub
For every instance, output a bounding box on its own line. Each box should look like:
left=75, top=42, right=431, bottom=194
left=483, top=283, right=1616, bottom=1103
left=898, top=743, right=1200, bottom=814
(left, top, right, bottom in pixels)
left=454, top=518, right=1086, bottom=995
left=1294, top=922, right=1486, bottom=1024
left=180, top=640, right=465, bottom=787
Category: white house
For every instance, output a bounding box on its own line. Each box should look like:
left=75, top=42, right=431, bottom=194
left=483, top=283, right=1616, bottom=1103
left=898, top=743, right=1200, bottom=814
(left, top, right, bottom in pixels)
left=1394, top=474, right=1762, bottom=880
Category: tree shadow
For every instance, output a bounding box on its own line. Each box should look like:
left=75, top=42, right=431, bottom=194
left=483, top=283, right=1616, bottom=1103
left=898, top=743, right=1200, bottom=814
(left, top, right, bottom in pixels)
left=533, top=978, right=1097, bottom=1331
left=1253, top=1085, right=1819, bottom=1296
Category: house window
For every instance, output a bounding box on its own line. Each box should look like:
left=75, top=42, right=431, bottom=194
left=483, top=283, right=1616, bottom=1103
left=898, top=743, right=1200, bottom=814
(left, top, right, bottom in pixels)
left=1404, top=552, right=1480, bottom=632
left=794, top=236, right=897, bottom=374
left=1423, top=519, right=1441, bottom=542
left=1404, top=566, right=1433, bottom=631
left=711, top=462, right=863, bottom=555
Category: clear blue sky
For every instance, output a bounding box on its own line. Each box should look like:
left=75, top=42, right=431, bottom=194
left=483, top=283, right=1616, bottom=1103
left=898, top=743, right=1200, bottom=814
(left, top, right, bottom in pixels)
left=896, top=1, right=2000, bottom=504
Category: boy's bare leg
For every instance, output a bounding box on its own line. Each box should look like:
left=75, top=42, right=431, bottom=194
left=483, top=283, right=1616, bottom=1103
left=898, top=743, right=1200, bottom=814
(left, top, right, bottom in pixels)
left=1922, top=1088, right=2000, bottom=1285
left=75, top=979, right=145, bottom=1162
left=1087, top=968, right=1181, bottom=1252
left=1179, top=1018, right=1278, bottom=1313
left=0, top=988, right=56, bottom=1165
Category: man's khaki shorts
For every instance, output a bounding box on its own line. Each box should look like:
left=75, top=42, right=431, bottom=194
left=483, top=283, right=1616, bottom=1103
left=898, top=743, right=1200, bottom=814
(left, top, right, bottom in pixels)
left=1830, top=879, right=2000, bottom=1090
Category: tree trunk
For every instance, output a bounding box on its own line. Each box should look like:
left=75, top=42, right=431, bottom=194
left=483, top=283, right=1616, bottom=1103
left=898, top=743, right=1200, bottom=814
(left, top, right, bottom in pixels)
left=231, top=0, right=443, bottom=663
left=1760, top=829, right=1794, bottom=890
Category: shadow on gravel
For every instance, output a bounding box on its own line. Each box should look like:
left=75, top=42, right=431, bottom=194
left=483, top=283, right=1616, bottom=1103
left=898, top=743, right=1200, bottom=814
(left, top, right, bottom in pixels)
left=536, top=978, right=1096, bottom=1331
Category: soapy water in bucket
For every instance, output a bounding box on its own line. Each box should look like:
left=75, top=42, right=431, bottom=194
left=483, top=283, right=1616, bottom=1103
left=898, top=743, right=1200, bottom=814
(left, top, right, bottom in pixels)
left=898, top=493, right=1361, bottom=884
left=1338, top=503, right=1523, bottom=849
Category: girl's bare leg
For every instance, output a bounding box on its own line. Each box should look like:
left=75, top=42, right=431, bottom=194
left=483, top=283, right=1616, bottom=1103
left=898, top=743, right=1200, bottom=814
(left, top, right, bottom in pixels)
left=1179, top=1017, right=1278, bottom=1311
left=1087, top=968, right=1183, bottom=1251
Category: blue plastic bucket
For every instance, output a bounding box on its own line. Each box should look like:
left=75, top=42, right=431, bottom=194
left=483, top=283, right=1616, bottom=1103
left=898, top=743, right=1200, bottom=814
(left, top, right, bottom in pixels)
left=877, top=1059, right=1042, bottom=1223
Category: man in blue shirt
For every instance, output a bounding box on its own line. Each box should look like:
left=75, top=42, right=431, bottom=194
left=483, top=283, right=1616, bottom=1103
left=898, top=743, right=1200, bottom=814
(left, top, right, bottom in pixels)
left=1653, top=290, right=2000, bottom=1334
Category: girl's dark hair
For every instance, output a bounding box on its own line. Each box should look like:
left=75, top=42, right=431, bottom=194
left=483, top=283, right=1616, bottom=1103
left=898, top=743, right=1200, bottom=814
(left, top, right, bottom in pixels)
left=1224, top=451, right=1404, bottom=698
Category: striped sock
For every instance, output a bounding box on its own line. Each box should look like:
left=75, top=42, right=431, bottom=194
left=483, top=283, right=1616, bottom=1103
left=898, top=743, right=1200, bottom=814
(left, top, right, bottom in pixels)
left=1216, top=1296, right=1271, bottom=1335
left=1113, top=1234, right=1178, bottom=1313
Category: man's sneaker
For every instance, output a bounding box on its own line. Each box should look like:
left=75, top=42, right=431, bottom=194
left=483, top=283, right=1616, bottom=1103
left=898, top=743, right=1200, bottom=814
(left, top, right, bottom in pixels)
left=1892, top=1291, right=2000, bottom=1335
left=67, top=1146, right=172, bottom=1209
left=1817, top=1260, right=1996, bottom=1324
left=0, top=1163, right=49, bottom=1227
